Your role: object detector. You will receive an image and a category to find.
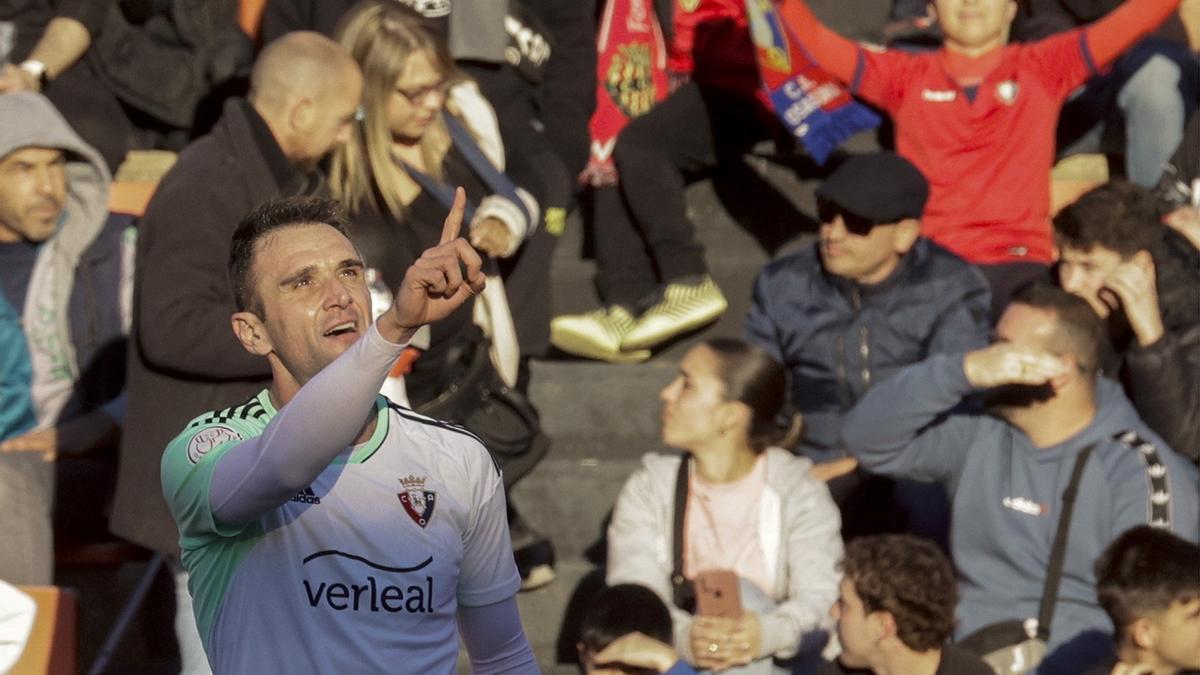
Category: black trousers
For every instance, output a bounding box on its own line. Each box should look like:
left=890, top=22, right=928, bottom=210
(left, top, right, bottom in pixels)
left=43, top=59, right=133, bottom=173
left=593, top=82, right=774, bottom=307
left=461, top=63, right=576, bottom=358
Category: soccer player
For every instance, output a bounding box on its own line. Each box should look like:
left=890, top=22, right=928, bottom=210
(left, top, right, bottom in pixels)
left=160, top=192, right=535, bottom=672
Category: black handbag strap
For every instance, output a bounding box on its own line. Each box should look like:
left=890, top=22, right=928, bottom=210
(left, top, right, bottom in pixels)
left=1036, top=440, right=1098, bottom=640
left=671, top=453, right=691, bottom=591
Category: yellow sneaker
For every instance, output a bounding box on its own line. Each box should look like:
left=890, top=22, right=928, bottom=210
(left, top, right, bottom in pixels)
left=550, top=306, right=653, bottom=363
left=621, top=275, right=727, bottom=351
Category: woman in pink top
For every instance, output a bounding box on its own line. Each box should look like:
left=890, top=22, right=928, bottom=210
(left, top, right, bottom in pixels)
left=608, top=339, right=844, bottom=673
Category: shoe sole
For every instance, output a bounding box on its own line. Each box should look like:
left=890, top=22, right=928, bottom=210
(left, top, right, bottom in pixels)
left=519, top=564, right=556, bottom=591
left=621, top=299, right=728, bottom=351
left=551, top=326, right=652, bottom=364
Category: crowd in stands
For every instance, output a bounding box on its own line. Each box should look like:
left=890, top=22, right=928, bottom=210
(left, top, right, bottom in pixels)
left=0, top=0, right=1197, bottom=672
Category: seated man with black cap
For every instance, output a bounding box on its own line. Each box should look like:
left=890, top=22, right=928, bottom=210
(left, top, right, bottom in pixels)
left=745, top=151, right=991, bottom=538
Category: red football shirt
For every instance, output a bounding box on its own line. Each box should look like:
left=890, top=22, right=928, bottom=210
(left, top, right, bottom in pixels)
left=778, top=0, right=1180, bottom=265
left=854, top=34, right=1094, bottom=264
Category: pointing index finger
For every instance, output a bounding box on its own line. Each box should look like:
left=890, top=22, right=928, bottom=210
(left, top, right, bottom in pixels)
left=440, top=187, right=467, bottom=244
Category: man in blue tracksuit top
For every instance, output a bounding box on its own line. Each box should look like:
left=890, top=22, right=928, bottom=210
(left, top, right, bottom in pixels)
left=843, top=282, right=1200, bottom=675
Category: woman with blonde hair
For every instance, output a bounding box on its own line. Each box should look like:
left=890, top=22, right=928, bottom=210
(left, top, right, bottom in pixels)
left=607, top=338, right=842, bottom=673
left=330, top=0, right=547, bottom=403
left=331, top=1, right=558, bottom=590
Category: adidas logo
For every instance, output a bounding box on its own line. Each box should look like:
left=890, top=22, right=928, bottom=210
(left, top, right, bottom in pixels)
left=290, top=486, right=321, bottom=505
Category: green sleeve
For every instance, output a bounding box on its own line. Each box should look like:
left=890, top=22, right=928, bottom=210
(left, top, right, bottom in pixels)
left=161, top=420, right=259, bottom=547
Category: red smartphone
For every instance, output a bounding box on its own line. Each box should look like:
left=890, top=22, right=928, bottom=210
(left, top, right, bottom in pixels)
left=694, top=569, right=743, bottom=618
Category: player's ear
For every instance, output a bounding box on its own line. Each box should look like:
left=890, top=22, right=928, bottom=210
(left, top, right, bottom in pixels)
left=232, top=311, right=273, bottom=356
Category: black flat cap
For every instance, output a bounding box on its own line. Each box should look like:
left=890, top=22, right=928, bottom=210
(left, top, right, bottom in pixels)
left=815, top=152, right=929, bottom=224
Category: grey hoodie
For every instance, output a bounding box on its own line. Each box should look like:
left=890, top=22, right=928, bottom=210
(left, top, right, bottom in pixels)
left=0, top=92, right=123, bottom=426
left=844, top=354, right=1200, bottom=673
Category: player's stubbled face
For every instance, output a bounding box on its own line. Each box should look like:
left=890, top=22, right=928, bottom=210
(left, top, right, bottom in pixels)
left=252, top=223, right=372, bottom=384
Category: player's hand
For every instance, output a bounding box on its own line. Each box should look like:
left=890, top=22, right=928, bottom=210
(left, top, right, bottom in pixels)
left=592, top=632, right=679, bottom=673
left=469, top=216, right=514, bottom=258
left=0, top=63, right=40, bottom=93
left=963, top=343, right=1066, bottom=389
left=383, top=188, right=485, bottom=341
left=1100, top=259, right=1164, bottom=347
left=690, top=613, right=761, bottom=670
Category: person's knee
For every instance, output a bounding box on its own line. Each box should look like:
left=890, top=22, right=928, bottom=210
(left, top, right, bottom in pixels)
left=1119, top=54, right=1184, bottom=114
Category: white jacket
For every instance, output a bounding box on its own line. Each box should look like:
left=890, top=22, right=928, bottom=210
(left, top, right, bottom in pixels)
left=607, top=448, right=843, bottom=663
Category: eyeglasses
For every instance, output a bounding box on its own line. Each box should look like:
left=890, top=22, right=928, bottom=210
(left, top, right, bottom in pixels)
left=817, top=199, right=882, bottom=236
left=395, top=80, right=452, bottom=103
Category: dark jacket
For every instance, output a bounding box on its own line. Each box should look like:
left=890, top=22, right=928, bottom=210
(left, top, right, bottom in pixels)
left=1120, top=227, right=1200, bottom=463
left=110, top=99, right=319, bottom=556
left=745, top=239, right=991, bottom=454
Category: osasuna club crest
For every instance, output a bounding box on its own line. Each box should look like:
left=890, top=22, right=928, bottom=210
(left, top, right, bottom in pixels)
left=398, top=475, right=436, bottom=528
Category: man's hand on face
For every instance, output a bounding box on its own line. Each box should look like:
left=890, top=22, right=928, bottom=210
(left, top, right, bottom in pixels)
left=0, top=63, right=40, bottom=93
left=963, top=343, right=1067, bottom=390
left=1100, top=258, right=1164, bottom=347
left=380, top=187, right=485, bottom=344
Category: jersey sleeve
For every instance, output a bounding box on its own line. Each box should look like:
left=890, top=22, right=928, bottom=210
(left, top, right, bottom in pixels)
left=456, top=446, right=520, bottom=607
left=1024, top=29, right=1099, bottom=101
left=161, top=420, right=261, bottom=546
left=776, top=0, right=917, bottom=112
left=852, top=47, right=926, bottom=112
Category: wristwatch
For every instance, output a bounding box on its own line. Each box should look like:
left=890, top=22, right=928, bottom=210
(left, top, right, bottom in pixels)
left=17, top=59, right=49, bottom=89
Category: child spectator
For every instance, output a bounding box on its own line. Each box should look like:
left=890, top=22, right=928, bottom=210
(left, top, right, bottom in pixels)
left=1089, top=525, right=1200, bottom=675
left=778, top=0, right=1185, bottom=316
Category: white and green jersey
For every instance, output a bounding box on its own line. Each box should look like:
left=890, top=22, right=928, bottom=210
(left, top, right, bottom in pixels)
left=162, top=382, right=519, bottom=673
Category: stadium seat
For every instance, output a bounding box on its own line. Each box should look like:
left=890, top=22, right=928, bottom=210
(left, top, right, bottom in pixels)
left=11, top=586, right=77, bottom=675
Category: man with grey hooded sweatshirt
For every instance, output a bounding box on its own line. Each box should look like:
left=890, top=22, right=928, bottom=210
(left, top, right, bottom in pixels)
left=843, top=282, right=1200, bottom=675
left=0, top=91, right=131, bottom=584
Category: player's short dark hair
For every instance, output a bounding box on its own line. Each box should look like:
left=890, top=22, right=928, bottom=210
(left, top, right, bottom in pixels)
left=1009, top=281, right=1106, bottom=376
left=1053, top=181, right=1161, bottom=259
left=704, top=338, right=803, bottom=452
left=229, top=196, right=354, bottom=315
left=579, top=584, right=673, bottom=654
left=841, top=535, right=958, bottom=652
left=1094, top=525, right=1200, bottom=636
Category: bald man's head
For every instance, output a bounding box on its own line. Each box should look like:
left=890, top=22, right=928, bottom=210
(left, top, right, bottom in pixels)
left=249, top=32, right=364, bottom=171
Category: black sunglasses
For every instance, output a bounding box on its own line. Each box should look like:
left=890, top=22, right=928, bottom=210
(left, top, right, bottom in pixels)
left=817, top=199, right=881, bottom=236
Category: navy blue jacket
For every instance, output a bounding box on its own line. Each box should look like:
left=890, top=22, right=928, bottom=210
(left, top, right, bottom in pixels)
left=745, top=238, right=990, bottom=454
